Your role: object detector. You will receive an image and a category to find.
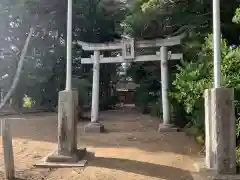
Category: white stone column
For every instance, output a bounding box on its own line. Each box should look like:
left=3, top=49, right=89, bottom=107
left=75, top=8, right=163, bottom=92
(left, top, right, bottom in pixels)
left=84, top=51, right=104, bottom=133
left=91, top=50, right=100, bottom=123
left=160, top=46, right=170, bottom=126
left=204, top=89, right=214, bottom=169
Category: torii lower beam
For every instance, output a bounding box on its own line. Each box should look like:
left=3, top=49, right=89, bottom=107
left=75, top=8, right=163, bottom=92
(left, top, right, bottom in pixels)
left=81, top=54, right=182, bottom=64
left=82, top=51, right=183, bottom=133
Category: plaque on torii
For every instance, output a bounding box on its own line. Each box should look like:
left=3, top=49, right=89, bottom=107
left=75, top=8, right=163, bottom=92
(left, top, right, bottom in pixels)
left=121, top=38, right=135, bottom=60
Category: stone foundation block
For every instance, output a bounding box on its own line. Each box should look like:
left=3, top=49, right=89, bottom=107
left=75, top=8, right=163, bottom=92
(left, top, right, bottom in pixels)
left=84, top=122, right=105, bottom=133
left=45, top=148, right=86, bottom=163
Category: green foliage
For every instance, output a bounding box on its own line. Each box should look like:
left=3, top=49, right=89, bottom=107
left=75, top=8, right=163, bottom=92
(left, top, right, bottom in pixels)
left=196, top=134, right=204, bottom=145
left=237, top=147, right=240, bottom=166
left=123, top=1, right=240, bottom=126
left=235, top=99, right=240, bottom=140
left=121, top=0, right=239, bottom=40
left=233, top=8, right=240, bottom=24
left=22, top=94, right=35, bottom=108
left=170, top=34, right=240, bottom=130
left=237, top=118, right=240, bottom=139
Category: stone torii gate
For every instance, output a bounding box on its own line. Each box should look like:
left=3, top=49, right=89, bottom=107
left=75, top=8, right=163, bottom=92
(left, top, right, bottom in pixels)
left=79, top=33, right=186, bottom=133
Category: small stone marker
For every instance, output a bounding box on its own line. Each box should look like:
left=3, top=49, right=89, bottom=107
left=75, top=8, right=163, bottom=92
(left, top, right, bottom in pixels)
left=1, top=119, right=15, bottom=179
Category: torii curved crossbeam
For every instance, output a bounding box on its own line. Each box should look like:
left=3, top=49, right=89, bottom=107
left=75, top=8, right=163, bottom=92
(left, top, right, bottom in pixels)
left=78, top=32, right=187, bottom=51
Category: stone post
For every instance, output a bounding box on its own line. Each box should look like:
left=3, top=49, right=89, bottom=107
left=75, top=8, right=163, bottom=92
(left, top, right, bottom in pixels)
left=57, top=90, right=78, bottom=156
left=1, top=119, right=15, bottom=179
left=211, top=88, right=236, bottom=174
left=204, top=89, right=214, bottom=169
left=84, top=51, right=104, bottom=133
left=46, top=90, right=80, bottom=163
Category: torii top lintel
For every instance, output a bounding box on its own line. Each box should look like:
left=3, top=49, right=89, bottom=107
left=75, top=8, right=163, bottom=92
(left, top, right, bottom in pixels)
left=78, top=32, right=186, bottom=51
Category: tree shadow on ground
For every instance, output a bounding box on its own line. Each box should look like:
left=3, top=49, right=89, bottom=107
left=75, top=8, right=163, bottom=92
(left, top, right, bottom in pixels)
left=86, top=152, right=194, bottom=180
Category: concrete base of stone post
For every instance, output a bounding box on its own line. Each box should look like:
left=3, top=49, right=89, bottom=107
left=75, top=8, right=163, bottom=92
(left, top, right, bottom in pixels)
left=204, top=88, right=236, bottom=175
left=45, top=90, right=86, bottom=163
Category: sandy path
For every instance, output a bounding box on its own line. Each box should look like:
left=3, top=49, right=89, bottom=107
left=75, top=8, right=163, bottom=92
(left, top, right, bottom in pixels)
left=0, top=108, right=201, bottom=180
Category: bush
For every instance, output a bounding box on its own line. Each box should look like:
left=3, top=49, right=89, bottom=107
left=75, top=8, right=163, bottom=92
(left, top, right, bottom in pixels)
left=237, top=147, right=240, bottom=167
left=237, top=118, right=240, bottom=139
left=170, top=34, right=240, bottom=133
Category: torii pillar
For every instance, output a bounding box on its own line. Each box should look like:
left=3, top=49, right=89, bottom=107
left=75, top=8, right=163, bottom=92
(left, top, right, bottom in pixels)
left=84, top=51, right=105, bottom=133
left=157, top=46, right=178, bottom=132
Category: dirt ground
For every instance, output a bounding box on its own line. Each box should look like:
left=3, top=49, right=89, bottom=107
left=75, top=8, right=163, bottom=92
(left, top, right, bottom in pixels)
left=0, top=108, right=201, bottom=180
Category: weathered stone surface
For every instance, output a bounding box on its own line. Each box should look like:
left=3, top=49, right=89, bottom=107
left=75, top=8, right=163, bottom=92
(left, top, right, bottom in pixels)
left=84, top=122, right=105, bottom=133
left=40, top=90, right=87, bottom=166
left=57, top=90, right=78, bottom=157
left=211, top=88, right=236, bottom=174
left=204, top=89, right=214, bottom=169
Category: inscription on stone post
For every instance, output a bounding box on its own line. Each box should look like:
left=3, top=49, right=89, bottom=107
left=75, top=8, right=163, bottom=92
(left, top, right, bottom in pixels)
left=59, top=105, right=68, bottom=155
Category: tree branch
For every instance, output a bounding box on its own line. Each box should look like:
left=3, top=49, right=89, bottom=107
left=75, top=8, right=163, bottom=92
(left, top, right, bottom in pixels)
left=0, top=28, right=34, bottom=111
